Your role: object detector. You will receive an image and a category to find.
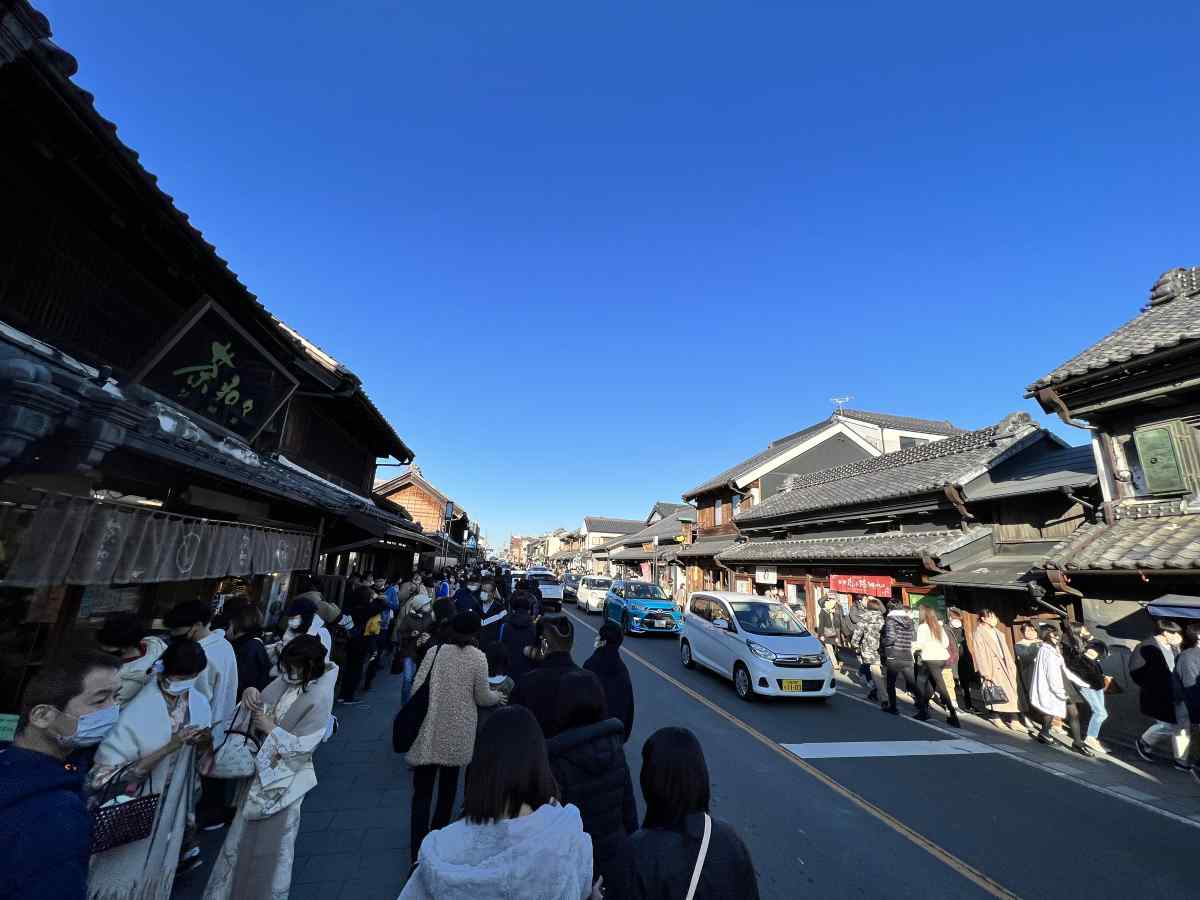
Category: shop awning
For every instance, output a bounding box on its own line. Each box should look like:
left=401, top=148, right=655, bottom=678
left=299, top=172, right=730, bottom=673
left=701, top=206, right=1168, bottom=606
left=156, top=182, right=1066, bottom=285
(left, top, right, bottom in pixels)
left=1147, top=594, right=1200, bottom=620
left=1, top=494, right=315, bottom=588
left=929, top=557, right=1044, bottom=592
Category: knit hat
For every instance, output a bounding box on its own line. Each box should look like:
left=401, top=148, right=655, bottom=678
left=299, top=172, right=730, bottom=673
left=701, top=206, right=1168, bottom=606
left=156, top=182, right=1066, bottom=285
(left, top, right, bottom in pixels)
left=452, top=611, right=481, bottom=637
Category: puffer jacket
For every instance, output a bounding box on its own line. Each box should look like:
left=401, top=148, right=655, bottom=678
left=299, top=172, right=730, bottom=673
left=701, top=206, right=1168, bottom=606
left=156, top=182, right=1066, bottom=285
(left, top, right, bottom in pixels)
left=499, top=612, right=538, bottom=681
left=547, top=719, right=638, bottom=898
left=880, top=610, right=915, bottom=663
left=850, top=608, right=884, bottom=665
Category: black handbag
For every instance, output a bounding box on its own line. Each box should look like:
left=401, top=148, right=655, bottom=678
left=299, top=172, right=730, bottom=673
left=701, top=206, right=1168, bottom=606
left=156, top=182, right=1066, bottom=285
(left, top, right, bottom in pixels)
left=90, top=765, right=160, bottom=854
left=393, top=645, right=440, bottom=753
left=981, top=681, right=1009, bottom=707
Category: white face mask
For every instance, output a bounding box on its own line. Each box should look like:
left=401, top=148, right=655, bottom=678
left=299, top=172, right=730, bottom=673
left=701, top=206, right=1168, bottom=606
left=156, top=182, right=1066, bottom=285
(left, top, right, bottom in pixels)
left=282, top=670, right=304, bottom=685
left=480, top=591, right=490, bottom=602
left=950, top=618, right=962, bottom=627
left=162, top=677, right=197, bottom=695
left=468, top=583, right=480, bottom=592
left=55, top=703, right=120, bottom=748
left=339, top=614, right=354, bottom=629
left=287, top=617, right=303, bottom=631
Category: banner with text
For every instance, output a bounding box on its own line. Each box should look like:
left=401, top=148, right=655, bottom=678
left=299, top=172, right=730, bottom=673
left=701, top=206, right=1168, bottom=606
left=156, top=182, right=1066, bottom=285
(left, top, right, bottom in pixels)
left=830, top=573, right=895, bottom=597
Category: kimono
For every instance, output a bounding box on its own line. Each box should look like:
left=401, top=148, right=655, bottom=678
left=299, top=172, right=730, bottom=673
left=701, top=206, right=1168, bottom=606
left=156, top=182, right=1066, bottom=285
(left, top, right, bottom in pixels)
left=88, top=681, right=211, bottom=900
left=202, top=662, right=338, bottom=900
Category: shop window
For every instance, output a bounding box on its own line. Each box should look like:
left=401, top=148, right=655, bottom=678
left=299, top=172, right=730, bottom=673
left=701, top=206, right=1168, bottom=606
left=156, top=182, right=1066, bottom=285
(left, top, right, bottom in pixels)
left=899, top=436, right=929, bottom=449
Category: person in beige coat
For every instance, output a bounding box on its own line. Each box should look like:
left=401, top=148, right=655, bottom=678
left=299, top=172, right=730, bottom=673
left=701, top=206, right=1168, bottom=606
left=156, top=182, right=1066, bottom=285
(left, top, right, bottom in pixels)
left=407, top=610, right=507, bottom=863
left=972, top=609, right=1022, bottom=729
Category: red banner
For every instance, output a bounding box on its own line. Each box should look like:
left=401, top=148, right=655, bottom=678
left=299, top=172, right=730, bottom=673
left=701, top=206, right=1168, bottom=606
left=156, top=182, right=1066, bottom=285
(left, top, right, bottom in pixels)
left=830, top=573, right=894, bottom=597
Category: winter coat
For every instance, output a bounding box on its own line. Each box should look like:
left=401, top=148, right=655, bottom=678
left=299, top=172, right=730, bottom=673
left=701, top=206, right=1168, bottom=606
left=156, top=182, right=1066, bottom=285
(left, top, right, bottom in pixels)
left=547, top=719, right=638, bottom=898
left=408, top=644, right=504, bottom=767
left=1176, top=647, right=1200, bottom=723
left=454, top=587, right=481, bottom=615
left=511, top=652, right=582, bottom=739
left=880, top=610, right=915, bottom=663
left=399, top=801, right=593, bottom=900
left=630, top=813, right=760, bottom=900
left=913, top=622, right=951, bottom=664
left=972, top=622, right=1020, bottom=714
left=850, top=608, right=884, bottom=666
left=1063, top=645, right=1106, bottom=692
left=817, top=608, right=838, bottom=639
left=113, top=635, right=168, bottom=706
left=498, top=613, right=539, bottom=681
left=1130, top=637, right=1177, bottom=724
left=230, top=631, right=272, bottom=700
left=478, top=598, right=508, bottom=647
left=583, top=646, right=636, bottom=742
left=196, top=629, right=240, bottom=745
left=0, top=746, right=90, bottom=900
left=1030, top=642, right=1088, bottom=719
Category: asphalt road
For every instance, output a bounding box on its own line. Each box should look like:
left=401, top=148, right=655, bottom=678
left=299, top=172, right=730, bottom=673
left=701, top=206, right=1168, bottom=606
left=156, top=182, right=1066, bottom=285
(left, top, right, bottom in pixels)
left=560, top=603, right=1195, bottom=899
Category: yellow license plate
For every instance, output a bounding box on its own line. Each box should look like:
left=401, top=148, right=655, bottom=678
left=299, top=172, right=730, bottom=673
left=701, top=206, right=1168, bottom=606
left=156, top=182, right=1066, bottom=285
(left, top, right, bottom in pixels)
left=780, top=680, right=805, bottom=692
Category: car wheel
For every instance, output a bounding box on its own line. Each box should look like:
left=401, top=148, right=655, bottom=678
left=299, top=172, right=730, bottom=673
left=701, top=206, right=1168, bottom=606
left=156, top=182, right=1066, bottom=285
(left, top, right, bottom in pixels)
left=680, top=639, right=694, bottom=669
left=734, top=663, right=754, bottom=702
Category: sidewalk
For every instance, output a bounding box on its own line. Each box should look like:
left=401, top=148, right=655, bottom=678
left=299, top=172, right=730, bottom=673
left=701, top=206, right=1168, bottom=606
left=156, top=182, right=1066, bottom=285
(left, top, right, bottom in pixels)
left=830, top=657, right=1200, bottom=828
left=176, top=667, right=412, bottom=900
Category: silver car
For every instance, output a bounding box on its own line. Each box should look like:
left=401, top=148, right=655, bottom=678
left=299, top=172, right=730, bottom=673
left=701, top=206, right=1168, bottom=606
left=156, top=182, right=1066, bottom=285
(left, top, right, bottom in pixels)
left=576, top=576, right=613, bottom=613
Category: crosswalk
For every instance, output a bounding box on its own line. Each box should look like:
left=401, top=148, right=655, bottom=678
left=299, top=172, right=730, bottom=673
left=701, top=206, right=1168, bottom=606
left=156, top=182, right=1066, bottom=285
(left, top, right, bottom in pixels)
left=781, top=738, right=998, bottom=759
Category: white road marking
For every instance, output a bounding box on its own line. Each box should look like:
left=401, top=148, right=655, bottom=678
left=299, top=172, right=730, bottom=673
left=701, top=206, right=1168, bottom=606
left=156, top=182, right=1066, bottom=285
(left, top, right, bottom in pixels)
left=782, top=738, right=998, bottom=759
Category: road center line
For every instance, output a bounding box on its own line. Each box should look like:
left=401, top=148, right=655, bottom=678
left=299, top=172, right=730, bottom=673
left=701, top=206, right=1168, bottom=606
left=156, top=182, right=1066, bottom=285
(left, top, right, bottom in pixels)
left=563, top=608, right=1020, bottom=900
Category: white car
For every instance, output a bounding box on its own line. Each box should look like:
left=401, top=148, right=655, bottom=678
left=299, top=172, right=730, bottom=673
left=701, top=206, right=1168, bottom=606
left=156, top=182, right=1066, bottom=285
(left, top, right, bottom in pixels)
left=576, top=576, right=613, bottom=613
left=680, top=591, right=834, bottom=701
left=524, top=570, right=565, bottom=605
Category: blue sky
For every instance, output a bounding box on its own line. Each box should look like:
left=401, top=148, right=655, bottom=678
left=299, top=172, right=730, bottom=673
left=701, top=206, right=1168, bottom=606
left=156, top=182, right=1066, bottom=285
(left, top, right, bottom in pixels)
left=40, top=1, right=1200, bottom=546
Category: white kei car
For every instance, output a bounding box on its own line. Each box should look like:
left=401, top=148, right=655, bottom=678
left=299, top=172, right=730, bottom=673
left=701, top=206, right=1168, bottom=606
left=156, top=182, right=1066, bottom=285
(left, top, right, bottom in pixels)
left=680, top=591, right=834, bottom=701
left=576, top=576, right=613, bottom=613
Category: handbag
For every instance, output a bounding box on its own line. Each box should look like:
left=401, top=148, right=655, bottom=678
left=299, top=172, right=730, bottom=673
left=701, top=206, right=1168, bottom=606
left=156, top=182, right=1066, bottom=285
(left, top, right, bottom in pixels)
left=90, top=765, right=160, bottom=854
left=981, top=680, right=1009, bottom=707
left=685, top=813, right=712, bottom=900
left=207, top=704, right=260, bottom=779
left=393, top=645, right=440, bottom=753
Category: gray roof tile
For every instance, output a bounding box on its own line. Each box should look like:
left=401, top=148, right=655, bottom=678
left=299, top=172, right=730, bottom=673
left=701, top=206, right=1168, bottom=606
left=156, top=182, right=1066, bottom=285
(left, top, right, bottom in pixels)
left=617, top=508, right=696, bottom=546
left=1030, top=267, right=1200, bottom=389
left=836, top=409, right=963, bottom=436
left=738, top=413, right=1041, bottom=523
left=583, top=517, right=644, bottom=535
left=963, top=444, right=1097, bottom=501
left=1043, top=507, right=1200, bottom=570
left=671, top=538, right=738, bottom=559
left=718, top=529, right=990, bottom=564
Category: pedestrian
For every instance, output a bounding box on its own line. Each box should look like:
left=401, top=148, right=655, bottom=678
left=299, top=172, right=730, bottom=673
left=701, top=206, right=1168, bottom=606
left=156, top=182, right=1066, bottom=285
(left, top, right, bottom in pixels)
left=338, top=584, right=381, bottom=705
left=165, top=600, right=239, bottom=832
left=630, top=726, right=760, bottom=900
left=1065, top=634, right=1111, bottom=755
left=0, top=651, right=121, bottom=900
left=401, top=706, right=598, bottom=899
left=1014, top=621, right=1042, bottom=734
left=1177, top=624, right=1200, bottom=780
left=270, top=594, right=333, bottom=664
left=913, top=607, right=960, bottom=727
left=500, top=591, right=540, bottom=681
left=202, top=636, right=337, bottom=900
left=879, top=598, right=923, bottom=716
left=380, top=575, right=401, bottom=657
left=547, top=670, right=639, bottom=898
left=817, top=597, right=843, bottom=674
left=454, top=575, right=481, bottom=614
left=88, top=639, right=213, bottom=899
left=478, top=574, right=507, bottom=645
left=582, top=621, right=635, bottom=742
left=395, top=579, right=436, bottom=704
left=1132, top=619, right=1189, bottom=769
left=849, top=598, right=885, bottom=702
left=225, top=604, right=272, bottom=701
left=972, top=608, right=1022, bottom=731
left=946, top=607, right=979, bottom=714
left=1030, top=624, right=1093, bottom=757
left=406, top=611, right=508, bottom=863
left=511, top=613, right=582, bottom=738
left=96, top=612, right=168, bottom=705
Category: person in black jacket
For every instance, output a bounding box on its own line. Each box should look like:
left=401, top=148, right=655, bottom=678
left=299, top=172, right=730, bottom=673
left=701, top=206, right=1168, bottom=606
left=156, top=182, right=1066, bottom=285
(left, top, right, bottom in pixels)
left=630, top=727, right=759, bottom=900
left=879, top=598, right=925, bottom=716
left=225, top=604, right=272, bottom=700
left=499, top=591, right=539, bottom=681
left=510, top=614, right=581, bottom=738
left=1132, top=620, right=1186, bottom=766
left=339, top=584, right=382, bottom=704
left=583, top=622, right=635, bottom=743
left=547, top=671, right=638, bottom=898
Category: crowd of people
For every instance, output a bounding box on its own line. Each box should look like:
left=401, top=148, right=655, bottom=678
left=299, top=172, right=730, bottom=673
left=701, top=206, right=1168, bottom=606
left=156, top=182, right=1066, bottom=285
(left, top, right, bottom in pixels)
left=0, top=565, right=761, bottom=900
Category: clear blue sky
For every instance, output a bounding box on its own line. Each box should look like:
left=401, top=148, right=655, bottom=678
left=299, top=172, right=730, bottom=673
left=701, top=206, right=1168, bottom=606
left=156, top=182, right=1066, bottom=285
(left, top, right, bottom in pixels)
left=41, top=1, right=1200, bottom=545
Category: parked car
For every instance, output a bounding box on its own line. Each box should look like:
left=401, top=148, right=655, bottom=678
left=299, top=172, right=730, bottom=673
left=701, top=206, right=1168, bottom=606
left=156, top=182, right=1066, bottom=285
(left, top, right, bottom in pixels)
left=525, top=570, right=565, bottom=606
left=576, top=576, right=612, bottom=614
left=604, top=580, right=682, bottom=636
left=562, top=572, right=580, bottom=600
left=680, top=592, right=833, bottom=702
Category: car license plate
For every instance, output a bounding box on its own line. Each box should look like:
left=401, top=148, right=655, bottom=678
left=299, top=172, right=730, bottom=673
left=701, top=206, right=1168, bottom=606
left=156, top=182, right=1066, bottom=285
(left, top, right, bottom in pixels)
left=780, top=679, right=805, bottom=692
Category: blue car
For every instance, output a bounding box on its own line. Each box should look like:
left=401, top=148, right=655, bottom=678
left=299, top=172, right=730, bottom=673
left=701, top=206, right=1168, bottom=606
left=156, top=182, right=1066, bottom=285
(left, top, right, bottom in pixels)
left=604, top=580, right=682, bottom=636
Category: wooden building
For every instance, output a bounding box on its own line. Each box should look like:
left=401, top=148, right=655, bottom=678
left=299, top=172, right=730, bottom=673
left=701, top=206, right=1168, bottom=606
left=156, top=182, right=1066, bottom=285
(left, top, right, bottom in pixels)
left=374, top=466, right=470, bottom=569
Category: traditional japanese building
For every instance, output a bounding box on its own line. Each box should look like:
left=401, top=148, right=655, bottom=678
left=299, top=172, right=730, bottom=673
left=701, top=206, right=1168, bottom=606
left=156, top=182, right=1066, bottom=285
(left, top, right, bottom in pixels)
left=374, top=466, right=471, bottom=569
left=581, top=516, right=643, bottom=575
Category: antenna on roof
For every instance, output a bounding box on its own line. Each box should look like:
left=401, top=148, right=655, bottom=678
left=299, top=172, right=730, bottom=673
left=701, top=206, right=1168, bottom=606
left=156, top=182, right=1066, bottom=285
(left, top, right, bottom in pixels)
left=830, top=395, right=854, bottom=414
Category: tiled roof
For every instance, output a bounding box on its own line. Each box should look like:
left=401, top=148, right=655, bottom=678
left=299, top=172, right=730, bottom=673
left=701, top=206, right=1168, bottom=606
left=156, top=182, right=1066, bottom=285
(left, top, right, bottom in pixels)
left=836, top=409, right=963, bottom=437
left=648, top=501, right=691, bottom=522
left=738, top=413, right=1042, bottom=523
left=1030, top=267, right=1200, bottom=389
left=669, top=538, right=738, bottom=560
left=617, top=508, right=695, bottom=547
left=717, top=529, right=989, bottom=564
left=611, top=546, right=675, bottom=562
left=1043, top=506, right=1200, bottom=571
left=583, top=517, right=644, bottom=535
left=963, top=444, right=1097, bottom=501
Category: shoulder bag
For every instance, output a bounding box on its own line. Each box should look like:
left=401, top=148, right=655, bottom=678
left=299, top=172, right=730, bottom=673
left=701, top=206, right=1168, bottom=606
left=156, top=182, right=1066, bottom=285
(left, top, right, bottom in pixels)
left=393, top=645, right=441, bottom=753
left=981, top=680, right=1009, bottom=707
left=685, top=813, right=712, bottom=900
left=207, top=704, right=260, bottom=779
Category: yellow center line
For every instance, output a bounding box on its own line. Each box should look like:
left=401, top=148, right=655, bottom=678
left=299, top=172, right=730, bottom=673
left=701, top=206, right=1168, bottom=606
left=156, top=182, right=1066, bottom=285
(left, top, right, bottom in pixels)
left=565, top=608, right=1020, bottom=900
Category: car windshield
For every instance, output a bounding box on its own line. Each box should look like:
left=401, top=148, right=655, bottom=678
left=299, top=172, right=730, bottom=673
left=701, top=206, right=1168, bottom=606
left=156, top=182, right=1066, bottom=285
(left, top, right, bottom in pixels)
left=584, top=578, right=611, bottom=589
left=530, top=574, right=558, bottom=585
left=625, top=583, right=666, bottom=600
left=729, top=602, right=809, bottom=636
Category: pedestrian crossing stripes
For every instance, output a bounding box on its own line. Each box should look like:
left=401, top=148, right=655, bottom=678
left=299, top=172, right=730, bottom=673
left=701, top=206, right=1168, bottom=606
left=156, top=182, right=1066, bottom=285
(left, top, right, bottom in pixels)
left=781, top=739, right=998, bottom=759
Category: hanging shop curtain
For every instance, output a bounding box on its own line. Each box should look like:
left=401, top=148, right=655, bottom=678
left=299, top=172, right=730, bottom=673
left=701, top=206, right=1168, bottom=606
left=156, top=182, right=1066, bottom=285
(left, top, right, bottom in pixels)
left=2, top=494, right=315, bottom=588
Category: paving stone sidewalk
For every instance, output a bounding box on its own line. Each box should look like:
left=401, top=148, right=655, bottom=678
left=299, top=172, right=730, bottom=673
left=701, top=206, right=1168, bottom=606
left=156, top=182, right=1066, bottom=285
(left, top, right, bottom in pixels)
left=176, top=665, right=413, bottom=900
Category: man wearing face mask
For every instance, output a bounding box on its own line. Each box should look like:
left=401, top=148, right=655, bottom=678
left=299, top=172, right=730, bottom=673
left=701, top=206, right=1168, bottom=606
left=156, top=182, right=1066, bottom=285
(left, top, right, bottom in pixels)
left=0, top=651, right=121, bottom=900
left=454, top=575, right=482, bottom=615
left=478, top=575, right=506, bottom=645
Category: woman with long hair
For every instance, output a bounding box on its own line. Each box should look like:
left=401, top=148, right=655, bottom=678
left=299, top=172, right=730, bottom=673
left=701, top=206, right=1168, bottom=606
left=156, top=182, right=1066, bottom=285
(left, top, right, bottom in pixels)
left=401, top=706, right=597, bottom=899
left=202, top=635, right=337, bottom=899
left=913, top=607, right=960, bottom=727
left=631, top=727, right=760, bottom=899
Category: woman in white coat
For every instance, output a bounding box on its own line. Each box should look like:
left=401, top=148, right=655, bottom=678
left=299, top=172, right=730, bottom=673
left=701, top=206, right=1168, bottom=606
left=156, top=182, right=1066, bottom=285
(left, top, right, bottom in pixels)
left=88, top=639, right=212, bottom=900
left=1031, top=624, right=1093, bottom=757
left=913, top=607, right=960, bottom=727
left=203, top=635, right=337, bottom=900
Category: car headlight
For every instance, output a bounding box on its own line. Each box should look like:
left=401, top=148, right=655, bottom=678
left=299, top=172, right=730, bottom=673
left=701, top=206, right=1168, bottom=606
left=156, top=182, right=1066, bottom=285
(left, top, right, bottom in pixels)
left=799, top=653, right=825, bottom=665
left=747, top=640, right=777, bottom=661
